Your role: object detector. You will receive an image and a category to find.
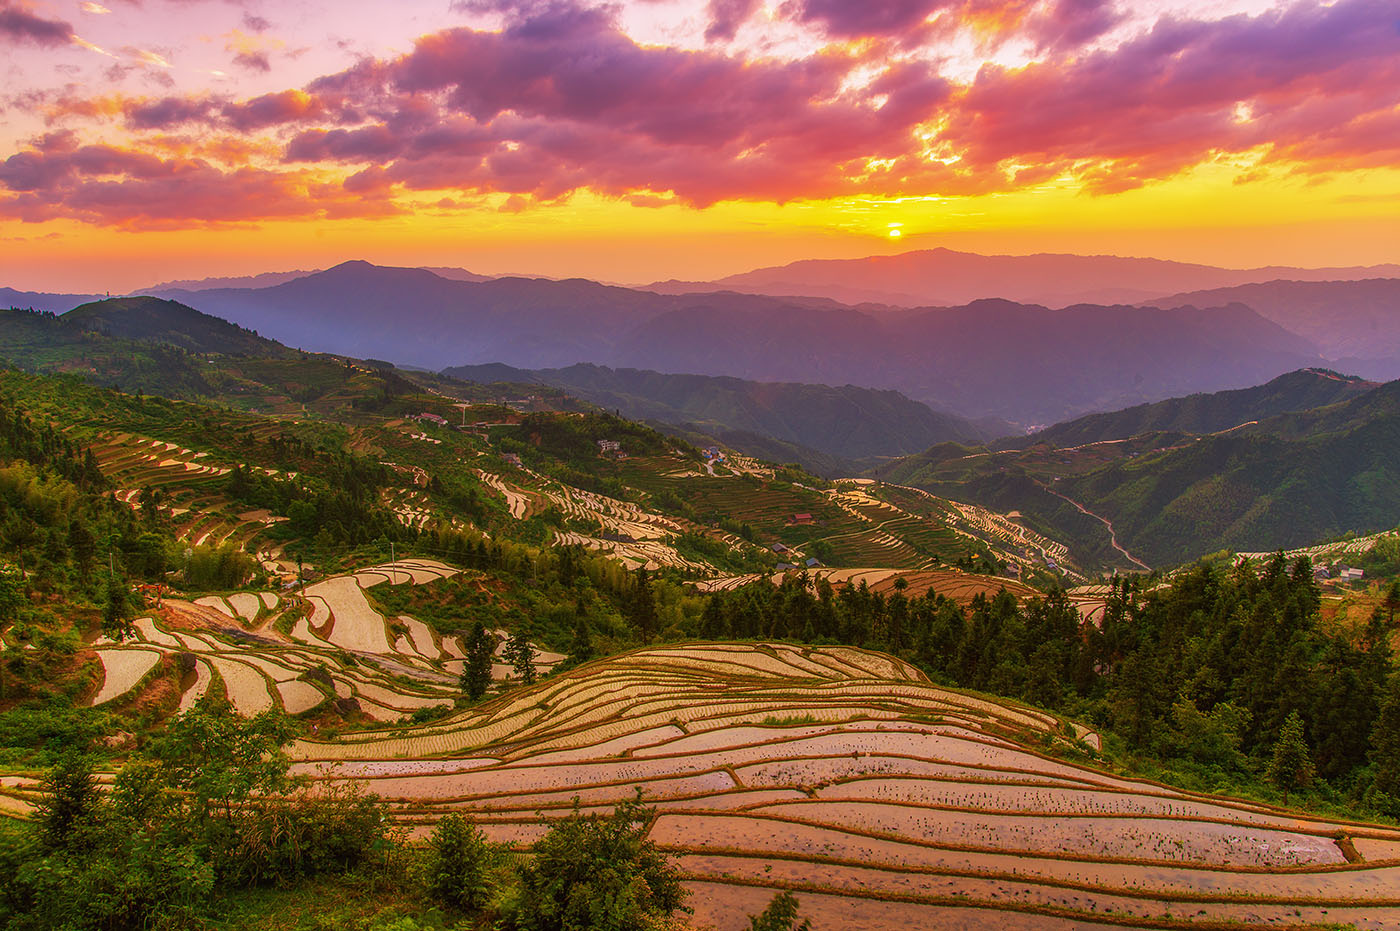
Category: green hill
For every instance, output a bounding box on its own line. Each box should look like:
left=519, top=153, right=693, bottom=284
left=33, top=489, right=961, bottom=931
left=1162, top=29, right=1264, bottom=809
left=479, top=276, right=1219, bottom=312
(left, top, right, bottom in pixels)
left=62, top=296, right=288, bottom=357
left=1000, top=368, right=1376, bottom=449
left=879, top=376, right=1400, bottom=567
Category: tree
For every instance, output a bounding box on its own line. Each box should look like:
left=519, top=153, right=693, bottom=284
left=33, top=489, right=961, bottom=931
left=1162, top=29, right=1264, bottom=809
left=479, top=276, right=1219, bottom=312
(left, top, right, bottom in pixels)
left=100, top=576, right=135, bottom=641
left=503, top=628, right=537, bottom=685
left=1268, top=711, right=1315, bottom=805
left=746, top=892, right=811, bottom=931
left=499, top=792, right=688, bottom=931
left=462, top=622, right=496, bottom=701
left=628, top=567, right=658, bottom=642
left=0, top=570, right=23, bottom=623
left=34, top=752, right=101, bottom=851
left=569, top=607, right=595, bottom=664
left=1370, top=673, right=1400, bottom=805
left=422, top=813, right=499, bottom=913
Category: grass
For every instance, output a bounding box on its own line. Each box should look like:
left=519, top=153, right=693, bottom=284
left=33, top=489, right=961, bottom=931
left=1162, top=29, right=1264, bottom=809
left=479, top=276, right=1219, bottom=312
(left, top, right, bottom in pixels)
left=204, top=866, right=440, bottom=931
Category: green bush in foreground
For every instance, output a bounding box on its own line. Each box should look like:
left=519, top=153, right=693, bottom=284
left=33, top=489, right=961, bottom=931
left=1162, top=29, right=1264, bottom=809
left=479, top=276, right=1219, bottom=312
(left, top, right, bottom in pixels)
left=496, top=793, right=689, bottom=931
left=747, top=892, right=811, bottom=931
left=421, top=813, right=500, bottom=913
left=0, top=705, right=392, bottom=931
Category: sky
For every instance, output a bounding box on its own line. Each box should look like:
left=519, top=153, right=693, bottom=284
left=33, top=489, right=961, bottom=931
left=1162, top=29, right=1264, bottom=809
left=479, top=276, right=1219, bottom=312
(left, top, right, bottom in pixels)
left=0, top=0, right=1397, bottom=292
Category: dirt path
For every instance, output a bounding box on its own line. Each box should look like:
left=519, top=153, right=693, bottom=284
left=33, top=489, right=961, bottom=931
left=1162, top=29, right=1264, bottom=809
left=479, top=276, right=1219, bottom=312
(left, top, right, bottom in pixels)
left=1037, top=482, right=1150, bottom=571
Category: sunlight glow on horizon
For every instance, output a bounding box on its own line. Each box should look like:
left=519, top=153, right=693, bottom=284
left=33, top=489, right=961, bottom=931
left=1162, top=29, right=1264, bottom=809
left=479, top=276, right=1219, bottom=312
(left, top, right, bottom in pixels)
left=0, top=0, right=1396, bottom=291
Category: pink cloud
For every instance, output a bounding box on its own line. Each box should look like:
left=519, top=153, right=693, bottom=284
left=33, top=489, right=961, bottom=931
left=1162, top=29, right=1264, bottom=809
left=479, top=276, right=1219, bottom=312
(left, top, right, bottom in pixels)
left=4, top=0, right=1398, bottom=226
left=0, top=1, right=73, bottom=46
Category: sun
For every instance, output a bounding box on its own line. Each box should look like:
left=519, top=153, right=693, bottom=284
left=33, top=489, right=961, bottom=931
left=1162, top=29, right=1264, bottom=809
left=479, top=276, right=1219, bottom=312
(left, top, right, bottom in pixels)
left=888, top=227, right=903, bottom=239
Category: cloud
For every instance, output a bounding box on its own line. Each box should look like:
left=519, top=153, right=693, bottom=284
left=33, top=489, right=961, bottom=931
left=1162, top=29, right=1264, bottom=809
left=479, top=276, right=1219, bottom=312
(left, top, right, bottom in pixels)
left=7, top=0, right=1399, bottom=226
left=233, top=49, right=271, bottom=71
left=940, top=0, right=1400, bottom=189
left=0, top=1, right=74, bottom=46
left=80, top=2, right=111, bottom=14
left=0, top=139, right=400, bottom=227
left=703, top=0, right=760, bottom=42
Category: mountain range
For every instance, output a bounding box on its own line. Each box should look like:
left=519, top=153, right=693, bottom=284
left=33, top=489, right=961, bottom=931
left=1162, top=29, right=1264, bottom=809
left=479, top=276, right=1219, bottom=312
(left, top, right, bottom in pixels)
left=1143, top=278, right=1400, bottom=380
left=646, top=247, right=1400, bottom=307
left=3, top=284, right=1400, bottom=568
left=1002, top=368, right=1378, bottom=449
left=131, top=260, right=1324, bottom=425
left=443, top=362, right=995, bottom=469
left=7, top=249, right=1397, bottom=426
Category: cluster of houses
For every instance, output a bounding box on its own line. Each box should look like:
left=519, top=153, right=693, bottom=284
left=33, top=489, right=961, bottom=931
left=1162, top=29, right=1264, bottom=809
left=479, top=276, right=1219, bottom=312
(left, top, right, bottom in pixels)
left=771, top=541, right=822, bottom=571
left=1314, top=564, right=1366, bottom=584
left=597, top=439, right=626, bottom=459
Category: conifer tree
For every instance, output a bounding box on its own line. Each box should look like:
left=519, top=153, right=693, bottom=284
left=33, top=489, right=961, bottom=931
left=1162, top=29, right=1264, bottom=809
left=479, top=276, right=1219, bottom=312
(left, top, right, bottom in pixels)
left=503, top=628, right=537, bottom=685
left=1268, top=711, right=1315, bottom=805
left=101, top=576, right=135, bottom=642
left=461, top=622, right=496, bottom=701
left=568, top=607, right=595, bottom=664
left=1371, top=674, right=1400, bottom=803
left=629, top=566, right=658, bottom=642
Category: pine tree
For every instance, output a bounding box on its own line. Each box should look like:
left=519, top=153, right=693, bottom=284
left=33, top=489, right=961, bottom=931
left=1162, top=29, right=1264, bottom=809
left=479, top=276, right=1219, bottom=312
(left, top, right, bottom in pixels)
left=1268, top=710, right=1315, bottom=805
left=629, top=567, right=658, bottom=642
left=101, top=576, right=135, bottom=642
left=568, top=607, right=595, bottom=664
left=461, top=622, right=496, bottom=701
left=503, top=628, right=537, bottom=685
left=1371, top=674, right=1400, bottom=801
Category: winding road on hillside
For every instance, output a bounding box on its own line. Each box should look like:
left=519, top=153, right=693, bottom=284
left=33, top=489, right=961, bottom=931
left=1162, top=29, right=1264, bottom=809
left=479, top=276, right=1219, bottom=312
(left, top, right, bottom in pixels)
left=1037, top=481, right=1151, bottom=571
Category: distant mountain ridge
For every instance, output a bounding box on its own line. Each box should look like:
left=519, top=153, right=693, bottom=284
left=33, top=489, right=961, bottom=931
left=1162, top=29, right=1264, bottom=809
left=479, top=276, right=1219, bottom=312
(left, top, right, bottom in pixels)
left=142, top=263, right=495, bottom=294
left=646, top=247, right=1400, bottom=307
left=1143, top=278, right=1400, bottom=380
left=2, top=286, right=106, bottom=315
left=1003, top=368, right=1377, bottom=449
left=442, top=362, right=993, bottom=470
left=113, top=261, right=1326, bottom=424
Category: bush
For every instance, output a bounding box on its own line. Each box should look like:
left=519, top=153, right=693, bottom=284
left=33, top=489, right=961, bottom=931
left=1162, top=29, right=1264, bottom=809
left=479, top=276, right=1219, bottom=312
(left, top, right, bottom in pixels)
left=420, top=813, right=499, bottom=913
left=746, top=892, right=811, bottom=931
left=0, top=705, right=394, bottom=930
left=497, top=793, right=688, bottom=931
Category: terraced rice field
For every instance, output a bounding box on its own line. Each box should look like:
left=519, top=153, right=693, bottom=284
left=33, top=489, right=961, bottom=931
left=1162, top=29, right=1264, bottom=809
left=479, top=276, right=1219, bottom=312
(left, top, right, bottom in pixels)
left=89, top=433, right=293, bottom=555
left=289, top=643, right=1400, bottom=929
left=477, top=467, right=719, bottom=571
left=88, top=559, right=563, bottom=722
left=841, top=482, right=1085, bottom=580
left=695, top=568, right=1037, bottom=603
left=1238, top=530, right=1395, bottom=565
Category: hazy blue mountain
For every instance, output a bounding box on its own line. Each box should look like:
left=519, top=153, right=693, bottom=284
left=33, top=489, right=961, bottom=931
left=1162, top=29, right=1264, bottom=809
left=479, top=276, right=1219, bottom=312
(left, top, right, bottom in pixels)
left=1144, top=279, right=1400, bottom=380
left=1, top=287, right=105, bottom=314
left=646, top=247, right=1400, bottom=307
left=76, top=260, right=1323, bottom=424
left=443, top=362, right=992, bottom=469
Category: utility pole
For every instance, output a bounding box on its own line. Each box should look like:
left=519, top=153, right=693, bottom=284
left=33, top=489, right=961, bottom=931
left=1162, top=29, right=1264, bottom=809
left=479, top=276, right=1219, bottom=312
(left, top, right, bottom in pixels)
left=390, top=541, right=397, bottom=583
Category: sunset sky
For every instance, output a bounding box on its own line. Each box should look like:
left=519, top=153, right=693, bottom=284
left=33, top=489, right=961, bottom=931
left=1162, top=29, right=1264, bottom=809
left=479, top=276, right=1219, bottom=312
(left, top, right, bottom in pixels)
left=1, top=0, right=1397, bottom=292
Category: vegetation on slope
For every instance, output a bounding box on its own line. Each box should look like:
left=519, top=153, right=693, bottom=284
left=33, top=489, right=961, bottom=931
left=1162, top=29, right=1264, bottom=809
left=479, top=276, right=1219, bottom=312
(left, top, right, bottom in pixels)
left=443, top=362, right=990, bottom=468
left=879, top=375, right=1400, bottom=568
left=1001, top=368, right=1375, bottom=449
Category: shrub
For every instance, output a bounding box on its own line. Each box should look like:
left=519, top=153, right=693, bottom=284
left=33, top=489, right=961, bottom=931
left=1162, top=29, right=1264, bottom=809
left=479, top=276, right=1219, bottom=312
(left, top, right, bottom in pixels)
left=421, top=813, right=499, bottom=913
left=497, top=793, right=688, bottom=931
left=746, top=892, right=811, bottom=931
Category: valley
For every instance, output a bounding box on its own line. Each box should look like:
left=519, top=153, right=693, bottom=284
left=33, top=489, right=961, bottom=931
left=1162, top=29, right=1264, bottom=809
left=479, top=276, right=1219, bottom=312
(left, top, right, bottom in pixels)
left=3, top=254, right=1399, bottom=931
